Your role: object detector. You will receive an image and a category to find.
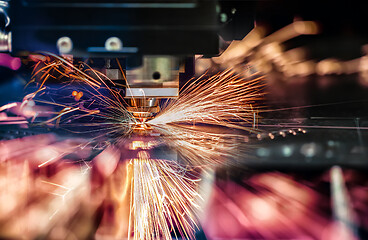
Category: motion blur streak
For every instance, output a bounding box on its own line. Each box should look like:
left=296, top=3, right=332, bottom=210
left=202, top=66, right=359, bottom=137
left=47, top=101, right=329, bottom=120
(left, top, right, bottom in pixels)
left=202, top=172, right=333, bottom=239
left=131, top=151, right=201, bottom=240
left=0, top=145, right=93, bottom=239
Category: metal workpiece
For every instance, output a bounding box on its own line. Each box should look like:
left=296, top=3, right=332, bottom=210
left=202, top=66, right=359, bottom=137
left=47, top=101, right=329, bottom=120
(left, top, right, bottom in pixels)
left=224, top=117, right=368, bottom=170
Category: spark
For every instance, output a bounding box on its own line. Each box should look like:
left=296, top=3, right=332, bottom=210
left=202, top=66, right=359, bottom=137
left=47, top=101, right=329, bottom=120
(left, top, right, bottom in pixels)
left=131, top=151, right=201, bottom=240
left=20, top=55, right=265, bottom=240
left=149, top=69, right=264, bottom=130
left=26, top=53, right=137, bottom=140
left=3, top=19, right=368, bottom=240
left=153, top=123, right=246, bottom=166
left=19, top=45, right=265, bottom=240
left=11, top=52, right=266, bottom=239
left=0, top=102, right=17, bottom=112
left=148, top=69, right=264, bottom=165
left=41, top=180, right=71, bottom=190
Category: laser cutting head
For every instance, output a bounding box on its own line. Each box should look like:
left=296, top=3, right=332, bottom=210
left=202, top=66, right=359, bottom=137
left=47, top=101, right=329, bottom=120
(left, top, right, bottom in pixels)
left=124, top=55, right=180, bottom=122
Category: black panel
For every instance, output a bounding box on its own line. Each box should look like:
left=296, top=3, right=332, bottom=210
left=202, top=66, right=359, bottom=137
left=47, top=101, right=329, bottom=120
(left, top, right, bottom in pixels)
left=9, top=0, right=219, bottom=56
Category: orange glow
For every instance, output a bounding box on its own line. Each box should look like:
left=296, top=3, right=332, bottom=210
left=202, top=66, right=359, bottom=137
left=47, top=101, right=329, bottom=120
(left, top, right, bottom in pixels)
left=75, top=91, right=83, bottom=101
left=128, top=141, right=156, bottom=150
left=248, top=197, right=276, bottom=221
left=72, top=91, right=83, bottom=101
left=26, top=53, right=136, bottom=135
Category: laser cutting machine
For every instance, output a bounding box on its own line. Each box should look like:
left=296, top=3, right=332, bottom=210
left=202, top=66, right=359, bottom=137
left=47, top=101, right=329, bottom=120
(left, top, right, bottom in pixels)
left=2, top=1, right=368, bottom=239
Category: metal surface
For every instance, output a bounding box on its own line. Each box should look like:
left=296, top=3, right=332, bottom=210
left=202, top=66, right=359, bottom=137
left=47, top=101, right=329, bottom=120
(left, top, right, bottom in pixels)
left=125, top=55, right=180, bottom=119
left=127, top=98, right=160, bottom=120
left=126, top=55, right=180, bottom=87
left=0, top=31, right=10, bottom=52
left=219, top=118, right=368, bottom=170
left=125, top=88, right=179, bottom=98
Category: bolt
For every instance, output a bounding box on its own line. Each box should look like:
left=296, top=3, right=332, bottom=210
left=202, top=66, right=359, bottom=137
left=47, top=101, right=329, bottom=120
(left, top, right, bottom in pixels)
left=57, top=36, right=73, bottom=54
left=105, top=37, right=122, bottom=51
